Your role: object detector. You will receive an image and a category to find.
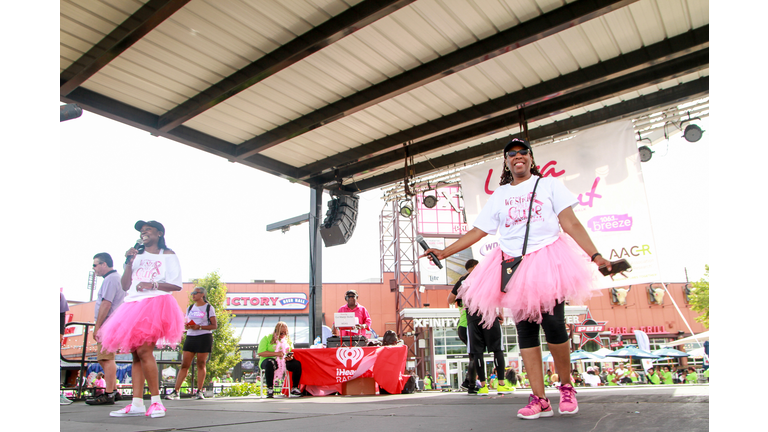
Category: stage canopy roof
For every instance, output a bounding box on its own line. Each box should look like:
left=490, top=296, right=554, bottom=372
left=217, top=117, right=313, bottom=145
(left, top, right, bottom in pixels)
left=60, top=0, right=709, bottom=195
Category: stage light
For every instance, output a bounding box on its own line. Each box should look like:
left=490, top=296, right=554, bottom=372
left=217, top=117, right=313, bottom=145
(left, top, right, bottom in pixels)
left=418, top=285, right=425, bottom=293
left=638, top=145, right=654, bottom=163
left=398, top=285, right=405, bottom=293
left=683, top=124, right=703, bottom=142
left=423, top=195, right=437, bottom=208
left=400, top=201, right=414, bottom=217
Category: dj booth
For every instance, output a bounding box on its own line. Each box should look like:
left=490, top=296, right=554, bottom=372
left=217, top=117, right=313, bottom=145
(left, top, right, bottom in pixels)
left=292, top=345, right=407, bottom=396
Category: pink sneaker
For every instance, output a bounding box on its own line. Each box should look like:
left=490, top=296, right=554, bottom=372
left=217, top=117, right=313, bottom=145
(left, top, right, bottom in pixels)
left=145, top=402, right=166, bottom=418
left=517, top=394, right=554, bottom=419
left=558, top=384, right=579, bottom=415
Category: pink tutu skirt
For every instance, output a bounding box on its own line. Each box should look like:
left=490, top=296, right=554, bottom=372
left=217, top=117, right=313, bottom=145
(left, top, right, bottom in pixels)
left=458, top=233, right=601, bottom=328
left=97, top=294, right=184, bottom=354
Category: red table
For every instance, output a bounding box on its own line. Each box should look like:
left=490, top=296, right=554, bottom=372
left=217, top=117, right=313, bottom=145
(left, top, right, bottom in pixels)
left=292, top=345, right=407, bottom=395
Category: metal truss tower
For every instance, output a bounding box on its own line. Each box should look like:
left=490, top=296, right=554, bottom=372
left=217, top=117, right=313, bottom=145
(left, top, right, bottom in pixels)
left=380, top=200, right=425, bottom=373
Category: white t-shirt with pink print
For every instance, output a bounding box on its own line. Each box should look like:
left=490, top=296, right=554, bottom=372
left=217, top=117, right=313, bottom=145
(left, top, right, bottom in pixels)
left=124, top=249, right=182, bottom=303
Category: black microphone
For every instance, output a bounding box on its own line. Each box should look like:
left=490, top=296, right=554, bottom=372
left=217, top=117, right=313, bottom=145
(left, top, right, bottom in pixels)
left=125, top=239, right=145, bottom=264
left=416, top=235, right=443, bottom=269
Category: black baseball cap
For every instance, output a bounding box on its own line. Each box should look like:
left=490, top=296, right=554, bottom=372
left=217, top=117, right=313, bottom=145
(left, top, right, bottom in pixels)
left=134, top=220, right=165, bottom=233
left=503, top=138, right=532, bottom=156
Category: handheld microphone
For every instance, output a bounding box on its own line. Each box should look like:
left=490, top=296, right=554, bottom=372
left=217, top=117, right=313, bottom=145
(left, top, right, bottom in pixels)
left=125, top=239, right=145, bottom=264
left=416, top=235, right=443, bottom=269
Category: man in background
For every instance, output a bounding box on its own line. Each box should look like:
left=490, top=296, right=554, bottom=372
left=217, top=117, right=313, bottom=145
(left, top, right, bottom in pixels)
left=86, top=253, right=126, bottom=405
left=335, top=290, right=372, bottom=338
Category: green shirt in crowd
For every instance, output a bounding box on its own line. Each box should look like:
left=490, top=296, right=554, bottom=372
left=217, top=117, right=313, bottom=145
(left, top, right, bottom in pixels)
left=458, top=308, right=467, bottom=328
left=686, top=372, right=698, bottom=383
left=648, top=372, right=660, bottom=384
left=607, top=373, right=618, bottom=386
left=661, top=371, right=673, bottom=384
left=257, top=334, right=294, bottom=368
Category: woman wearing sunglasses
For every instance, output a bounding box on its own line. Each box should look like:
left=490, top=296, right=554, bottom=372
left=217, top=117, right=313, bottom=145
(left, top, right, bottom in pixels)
left=420, top=138, right=610, bottom=420
left=165, top=286, right=218, bottom=401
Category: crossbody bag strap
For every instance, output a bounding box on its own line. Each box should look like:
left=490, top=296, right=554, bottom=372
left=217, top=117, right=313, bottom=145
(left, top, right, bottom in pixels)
left=520, top=176, right=541, bottom=256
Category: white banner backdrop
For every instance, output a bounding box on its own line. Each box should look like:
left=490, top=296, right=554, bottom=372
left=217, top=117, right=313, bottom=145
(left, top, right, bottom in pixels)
left=419, top=237, right=447, bottom=285
left=460, top=120, right=659, bottom=289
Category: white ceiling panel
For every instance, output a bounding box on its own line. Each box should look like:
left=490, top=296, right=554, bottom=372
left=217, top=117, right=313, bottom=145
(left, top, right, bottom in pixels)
left=411, top=0, right=478, bottom=49
left=580, top=17, right=621, bottom=61
left=61, top=0, right=709, bottom=193
left=657, top=0, right=691, bottom=38
left=603, top=7, right=644, bottom=54
left=627, top=0, right=665, bottom=46
left=472, top=0, right=520, bottom=31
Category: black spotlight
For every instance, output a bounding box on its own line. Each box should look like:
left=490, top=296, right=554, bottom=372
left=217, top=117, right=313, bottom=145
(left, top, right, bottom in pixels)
left=423, top=195, right=437, bottom=209
left=638, top=145, right=654, bottom=163
left=683, top=124, right=704, bottom=142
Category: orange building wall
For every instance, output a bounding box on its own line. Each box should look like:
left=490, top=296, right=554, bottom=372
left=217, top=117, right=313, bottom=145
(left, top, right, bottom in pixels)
left=61, top=278, right=706, bottom=359
left=582, top=283, right=706, bottom=337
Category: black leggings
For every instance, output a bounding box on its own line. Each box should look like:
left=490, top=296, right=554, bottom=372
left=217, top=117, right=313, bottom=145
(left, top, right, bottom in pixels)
left=262, top=358, right=302, bottom=389
left=515, top=301, right=569, bottom=349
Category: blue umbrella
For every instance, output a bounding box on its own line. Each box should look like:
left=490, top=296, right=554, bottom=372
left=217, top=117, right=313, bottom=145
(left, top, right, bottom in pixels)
left=651, top=348, right=690, bottom=358
left=542, top=353, right=554, bottom=362
left=605, top=346, right=660, bottom=360
left=570, top=350, right=605, bottom=362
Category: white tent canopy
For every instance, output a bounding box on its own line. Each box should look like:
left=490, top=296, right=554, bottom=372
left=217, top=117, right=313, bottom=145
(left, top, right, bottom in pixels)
left=658, top=331, right=709, bottom=348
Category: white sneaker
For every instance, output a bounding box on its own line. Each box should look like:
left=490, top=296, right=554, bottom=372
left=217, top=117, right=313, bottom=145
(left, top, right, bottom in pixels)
left=195, top=391, right=205, bottom=400
left=110, top=404, right=145, bottom=417
left=145, top=402, right=166, bottom=418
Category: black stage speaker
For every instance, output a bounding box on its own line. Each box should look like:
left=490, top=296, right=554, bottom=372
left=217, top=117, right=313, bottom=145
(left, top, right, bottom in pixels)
left=320, top=195, right=359, bottom=247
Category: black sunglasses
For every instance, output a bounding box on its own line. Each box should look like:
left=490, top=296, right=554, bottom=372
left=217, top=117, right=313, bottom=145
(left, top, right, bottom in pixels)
left=506, top=149, right=530, bottom=157
left=92, top=262, right=101, bottom=268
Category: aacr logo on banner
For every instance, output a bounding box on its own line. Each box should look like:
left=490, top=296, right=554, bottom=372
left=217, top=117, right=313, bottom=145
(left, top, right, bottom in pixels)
left=460, top=120, right=660, bottom=289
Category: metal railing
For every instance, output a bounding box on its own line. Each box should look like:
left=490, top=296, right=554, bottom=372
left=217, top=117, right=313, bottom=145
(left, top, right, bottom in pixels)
left=60, top=321, right=181, bottom=401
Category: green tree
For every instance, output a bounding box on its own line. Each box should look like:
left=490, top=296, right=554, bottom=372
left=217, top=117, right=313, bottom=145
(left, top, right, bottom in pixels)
left=688, top=265, right=709, bottom=329
left=180, top=270, right=241, bottom=387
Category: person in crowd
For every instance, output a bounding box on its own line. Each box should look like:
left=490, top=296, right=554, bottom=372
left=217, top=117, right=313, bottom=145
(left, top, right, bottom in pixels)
left=424, top=374, right=433, bottom=390
left=571, top=370, right=584, bottom=387
left=334, top=290, right=372, bottom=339
left=60, top=291, right=73, bottom=405
left=87, top=253, right=126, bottom=406
left=420, top=138, right=610, bottom=419
left=93, top=372, right=106, bottom=396
left=685, top=366, right=698, bottom=384
left=626, top=365, right=640, bottom=384
left=550, top=371, right=560, bottom=387
left=703, top=367, right=709, bottom=382
left=165, top=286, right=218, bottom=400
left=257, top=321, right=302, bottom=398
left=583, top=368, right=602, bottom=387
left=98, top=220, right=184, bottom=418
left=497, top=367, right=516, bottom=394
left=606, top=368, right=619, bottom=386
left=659, top=366, right=673, bottom=384
left=448, top=259, right=479, bottom=390
left=647, top=368, right=661, bottom=385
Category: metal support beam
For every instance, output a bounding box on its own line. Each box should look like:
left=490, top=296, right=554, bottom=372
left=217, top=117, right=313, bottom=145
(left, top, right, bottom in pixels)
left=297, top=25, right=709, bottom=179
left=342, top=77, right=709, bottom=193
left=61, top=85, right=303, bottom=182
left=314, top=49, right=709, bottom=188
left=308, top=186, right=324, bottom=342
left=156, top=0, right=416, bottom=132
left=236, top=0, right=640, bottom=159
left=60, top=0, right=191, bottom=96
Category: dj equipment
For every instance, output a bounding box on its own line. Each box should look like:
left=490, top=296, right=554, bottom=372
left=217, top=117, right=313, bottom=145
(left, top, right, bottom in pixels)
left=326, top=336, right=367, bottom=348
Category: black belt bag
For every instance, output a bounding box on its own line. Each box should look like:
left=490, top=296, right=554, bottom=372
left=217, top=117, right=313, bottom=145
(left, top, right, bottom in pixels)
left=501, top=177, right=540, bottom=293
